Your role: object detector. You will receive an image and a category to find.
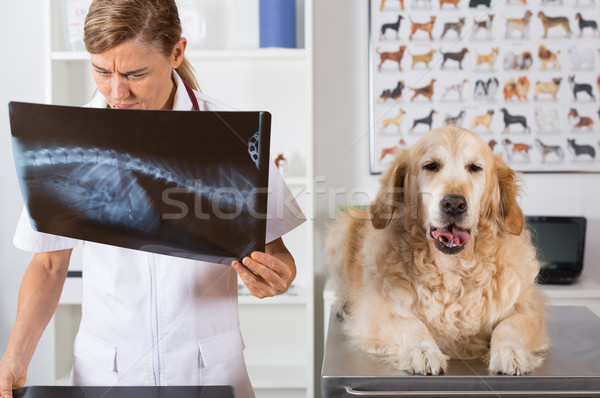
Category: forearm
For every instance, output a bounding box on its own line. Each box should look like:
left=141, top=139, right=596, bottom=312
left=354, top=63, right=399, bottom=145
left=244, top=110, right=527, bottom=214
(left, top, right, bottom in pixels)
left=4, top=250, right=71, bottom=366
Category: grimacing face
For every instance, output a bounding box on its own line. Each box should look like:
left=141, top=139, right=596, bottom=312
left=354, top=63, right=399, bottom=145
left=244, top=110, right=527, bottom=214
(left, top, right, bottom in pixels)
left=90, top=38, right=186, bottom=110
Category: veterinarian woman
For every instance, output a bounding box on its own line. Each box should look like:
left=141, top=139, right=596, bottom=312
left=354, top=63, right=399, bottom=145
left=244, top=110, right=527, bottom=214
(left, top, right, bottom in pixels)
left=0, top=1, right=304, bottom=397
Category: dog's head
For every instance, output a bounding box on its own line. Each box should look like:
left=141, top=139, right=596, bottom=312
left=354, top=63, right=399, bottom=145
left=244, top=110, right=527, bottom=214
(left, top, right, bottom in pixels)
left=370, top=126, right=523, bottom=256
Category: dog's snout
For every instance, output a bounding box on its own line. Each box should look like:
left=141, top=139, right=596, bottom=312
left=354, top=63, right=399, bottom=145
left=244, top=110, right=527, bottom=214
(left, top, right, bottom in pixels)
left=441, top=194, right=467, bottom=216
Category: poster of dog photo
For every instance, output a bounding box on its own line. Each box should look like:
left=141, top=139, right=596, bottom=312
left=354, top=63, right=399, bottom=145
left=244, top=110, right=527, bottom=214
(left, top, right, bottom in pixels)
left=370, top=0, right=600, bottom=173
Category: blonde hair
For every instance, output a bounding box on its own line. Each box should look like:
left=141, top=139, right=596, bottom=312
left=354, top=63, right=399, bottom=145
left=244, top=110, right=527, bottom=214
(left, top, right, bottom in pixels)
left=83, top=0, right=199, bottom=91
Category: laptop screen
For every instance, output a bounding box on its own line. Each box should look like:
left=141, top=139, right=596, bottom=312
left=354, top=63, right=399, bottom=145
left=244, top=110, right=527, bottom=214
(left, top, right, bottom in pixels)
left=525, top=216, right=586, bottom=283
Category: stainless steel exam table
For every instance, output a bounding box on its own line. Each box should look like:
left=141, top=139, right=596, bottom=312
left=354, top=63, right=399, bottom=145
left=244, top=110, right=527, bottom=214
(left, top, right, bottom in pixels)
left=322, top=306, right=600, bottom=397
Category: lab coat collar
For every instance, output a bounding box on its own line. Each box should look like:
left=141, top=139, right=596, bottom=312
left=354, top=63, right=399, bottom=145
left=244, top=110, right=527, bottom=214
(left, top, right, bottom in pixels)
left=88, top=71, right=194, bottom=111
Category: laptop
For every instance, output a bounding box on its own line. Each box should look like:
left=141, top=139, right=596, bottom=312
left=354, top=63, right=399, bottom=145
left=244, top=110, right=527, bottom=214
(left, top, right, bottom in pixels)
left=9, top=101, right=271, bottom=264
left=525, top=215, right=587, bottom=285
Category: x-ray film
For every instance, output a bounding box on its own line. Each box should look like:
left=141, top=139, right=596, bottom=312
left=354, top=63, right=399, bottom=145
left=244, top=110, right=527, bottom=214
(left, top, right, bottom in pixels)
left=9, top=102, right=271, bottom=264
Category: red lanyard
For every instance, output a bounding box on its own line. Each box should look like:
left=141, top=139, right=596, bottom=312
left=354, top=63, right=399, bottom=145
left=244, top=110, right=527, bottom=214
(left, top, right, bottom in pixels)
left=181, top=79, right=200, bottom=111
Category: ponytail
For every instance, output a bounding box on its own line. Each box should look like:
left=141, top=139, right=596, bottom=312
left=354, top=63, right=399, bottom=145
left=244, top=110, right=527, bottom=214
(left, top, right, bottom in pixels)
left=175, top=57, right=200, bottom=92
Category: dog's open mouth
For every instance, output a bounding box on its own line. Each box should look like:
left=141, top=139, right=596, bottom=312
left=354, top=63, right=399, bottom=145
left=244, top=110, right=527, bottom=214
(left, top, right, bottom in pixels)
left=430, top=225, right=471, bottom=255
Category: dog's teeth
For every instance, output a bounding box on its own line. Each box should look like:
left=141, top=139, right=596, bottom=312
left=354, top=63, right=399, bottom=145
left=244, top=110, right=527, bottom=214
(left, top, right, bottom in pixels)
left=438, top=235, right=458, bottom=248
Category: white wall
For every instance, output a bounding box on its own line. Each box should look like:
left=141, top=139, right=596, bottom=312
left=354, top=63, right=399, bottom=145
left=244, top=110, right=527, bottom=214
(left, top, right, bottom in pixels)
left=0, top=1, right=55, bottom=385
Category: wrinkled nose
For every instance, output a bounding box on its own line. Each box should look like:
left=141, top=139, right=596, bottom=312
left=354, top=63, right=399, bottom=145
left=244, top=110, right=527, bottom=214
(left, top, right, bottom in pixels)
left=441, top=194, right=467, bottom=216
left=111, top=76, right=128, bottom=101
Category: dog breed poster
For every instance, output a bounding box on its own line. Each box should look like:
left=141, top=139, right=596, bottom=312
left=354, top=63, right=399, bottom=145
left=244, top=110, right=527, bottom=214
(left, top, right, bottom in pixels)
left=370, top=0, right=600, bottom=173
left=10, top=102, right=271, bottom=264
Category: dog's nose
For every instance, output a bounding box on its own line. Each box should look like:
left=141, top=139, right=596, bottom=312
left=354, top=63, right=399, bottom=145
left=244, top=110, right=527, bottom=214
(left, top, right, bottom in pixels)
left=441, top=194, right=467, bottom=216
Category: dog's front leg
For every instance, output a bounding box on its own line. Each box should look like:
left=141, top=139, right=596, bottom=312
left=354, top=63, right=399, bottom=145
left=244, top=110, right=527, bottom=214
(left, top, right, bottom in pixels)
left=488, top=309, right=547, bottom=375
left=390, top=318, right=449, bottom=375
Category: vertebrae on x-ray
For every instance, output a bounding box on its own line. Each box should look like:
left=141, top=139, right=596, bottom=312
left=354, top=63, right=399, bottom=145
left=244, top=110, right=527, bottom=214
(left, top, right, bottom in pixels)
left=20, top=146, right=258, bottom=225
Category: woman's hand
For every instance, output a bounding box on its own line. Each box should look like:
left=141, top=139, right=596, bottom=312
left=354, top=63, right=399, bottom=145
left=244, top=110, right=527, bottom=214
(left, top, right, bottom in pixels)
left=232, top=237, right=296, bottom=298
left=0, top=249, right=71, bottom=398
left=0, top=356, right=27, bottom=398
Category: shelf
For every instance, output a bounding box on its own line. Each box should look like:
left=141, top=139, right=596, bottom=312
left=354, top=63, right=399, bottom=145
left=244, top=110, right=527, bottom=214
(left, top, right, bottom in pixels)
left=246, top=365, right=307, bottom=389
left=187, top=48, right=307, bottom=61
left=540, top=278, right=600, bottom=300
left=51, top=48, right=307, bottom=62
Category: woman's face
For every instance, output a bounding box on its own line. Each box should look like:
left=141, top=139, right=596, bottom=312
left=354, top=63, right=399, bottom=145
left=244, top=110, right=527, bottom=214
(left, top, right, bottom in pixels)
left=90, top=38, right=186, bottom=110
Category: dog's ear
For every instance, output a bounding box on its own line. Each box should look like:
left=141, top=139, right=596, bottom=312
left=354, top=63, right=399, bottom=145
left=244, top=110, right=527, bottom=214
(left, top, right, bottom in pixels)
left=370, top=151, right=408, bottom=229
left=496, top=156, right=524, bottom=235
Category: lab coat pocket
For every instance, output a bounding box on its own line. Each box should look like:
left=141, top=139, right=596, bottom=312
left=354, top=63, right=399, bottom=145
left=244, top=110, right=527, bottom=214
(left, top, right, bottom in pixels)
left=72, top=331, right=118, bottom=385
left=197, top=328, right=245, bottom=368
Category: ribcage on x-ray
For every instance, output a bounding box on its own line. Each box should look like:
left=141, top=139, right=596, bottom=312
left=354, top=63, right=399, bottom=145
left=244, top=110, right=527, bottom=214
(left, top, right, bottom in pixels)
left=19, top=145, right=256, bottom=236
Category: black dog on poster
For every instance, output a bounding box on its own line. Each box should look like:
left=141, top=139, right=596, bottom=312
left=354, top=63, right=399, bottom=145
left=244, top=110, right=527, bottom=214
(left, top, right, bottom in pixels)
left=567, top=139, right=596, bottom=159
left=469, top=0, right=491, bottom=8
left=380, top=15, right=404, bottom=40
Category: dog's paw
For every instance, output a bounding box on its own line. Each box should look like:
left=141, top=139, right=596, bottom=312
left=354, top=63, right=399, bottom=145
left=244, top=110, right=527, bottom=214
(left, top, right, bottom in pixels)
left=488, top=343, right=543, bottom=375
left=332, top=300, right=350, bottom=321
left=399, top=343, right=449, bottom=375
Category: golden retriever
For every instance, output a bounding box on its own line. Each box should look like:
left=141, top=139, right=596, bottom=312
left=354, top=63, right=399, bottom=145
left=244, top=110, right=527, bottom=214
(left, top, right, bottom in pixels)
left=325, top=126, right=548, bottom=375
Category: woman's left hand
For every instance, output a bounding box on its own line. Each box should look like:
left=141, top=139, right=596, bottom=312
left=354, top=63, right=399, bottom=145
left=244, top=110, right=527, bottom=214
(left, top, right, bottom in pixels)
left=232, top=237, right=296, bottom=298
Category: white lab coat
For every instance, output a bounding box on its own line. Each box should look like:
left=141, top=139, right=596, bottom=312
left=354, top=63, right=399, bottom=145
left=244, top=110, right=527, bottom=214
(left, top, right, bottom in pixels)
left=13, top=73, right=306, bottom=398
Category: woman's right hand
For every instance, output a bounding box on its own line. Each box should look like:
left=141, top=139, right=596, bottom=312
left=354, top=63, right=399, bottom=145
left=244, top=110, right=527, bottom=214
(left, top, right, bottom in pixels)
left=0, top=355, right=27, bottom=398
left=0, top=249, right=72, bottom=398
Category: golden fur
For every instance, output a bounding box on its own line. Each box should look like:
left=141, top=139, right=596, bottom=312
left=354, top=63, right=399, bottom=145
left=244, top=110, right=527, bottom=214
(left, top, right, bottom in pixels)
left=325, top=126, right=548, bottom=375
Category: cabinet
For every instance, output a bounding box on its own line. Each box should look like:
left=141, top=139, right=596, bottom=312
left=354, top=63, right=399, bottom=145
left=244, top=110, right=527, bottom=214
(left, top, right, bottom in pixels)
left=44, top=1, right=314, bottom=397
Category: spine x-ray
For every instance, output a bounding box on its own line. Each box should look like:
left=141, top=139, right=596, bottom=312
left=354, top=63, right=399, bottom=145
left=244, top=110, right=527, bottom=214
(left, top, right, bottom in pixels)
left=9, top=102, right=271, bottom=264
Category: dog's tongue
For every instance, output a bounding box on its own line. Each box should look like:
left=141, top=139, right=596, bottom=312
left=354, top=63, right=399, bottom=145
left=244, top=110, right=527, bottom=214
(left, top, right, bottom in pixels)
left=432, top=226, right=471, bottom=246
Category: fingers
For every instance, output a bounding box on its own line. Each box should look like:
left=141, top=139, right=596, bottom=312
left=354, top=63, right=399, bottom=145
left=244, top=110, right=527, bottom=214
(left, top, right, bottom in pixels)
left=231, top=252, right=293, bottom=299
left=0, top=376, right=13, bottom=398
left=0, top=357, right=26, bottom=398
left=232, top=260, right=273, bottom=299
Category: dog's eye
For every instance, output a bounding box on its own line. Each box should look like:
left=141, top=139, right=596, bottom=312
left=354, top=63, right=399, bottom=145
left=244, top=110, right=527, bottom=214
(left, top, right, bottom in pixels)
left=423, top=161, right=440, bottom=172
left=468, top=163, right=483, bottom=173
